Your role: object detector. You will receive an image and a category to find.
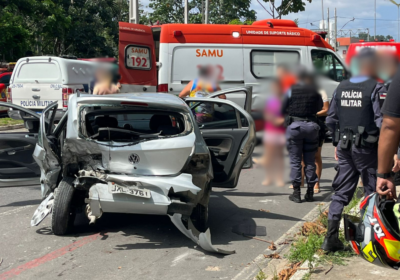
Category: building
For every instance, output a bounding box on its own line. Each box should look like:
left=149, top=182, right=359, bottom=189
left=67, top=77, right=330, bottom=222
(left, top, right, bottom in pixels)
left=337, top=37, right=359, bottom=59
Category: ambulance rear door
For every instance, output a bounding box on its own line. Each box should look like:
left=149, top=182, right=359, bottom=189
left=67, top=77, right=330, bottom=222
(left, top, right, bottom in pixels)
left=119, top=22, right=157, bottom=92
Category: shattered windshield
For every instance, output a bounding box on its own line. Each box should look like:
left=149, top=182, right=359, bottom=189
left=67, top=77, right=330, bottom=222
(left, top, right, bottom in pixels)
left=79, top=105, right=191, bottom=143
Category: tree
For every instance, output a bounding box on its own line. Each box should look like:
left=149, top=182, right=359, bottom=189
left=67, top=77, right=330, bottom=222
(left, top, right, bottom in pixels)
left=260, top=0, right=312, bottom=19
left=148, top=0, right=256, bottom=24
left=357, top=32, right=393, bottom=42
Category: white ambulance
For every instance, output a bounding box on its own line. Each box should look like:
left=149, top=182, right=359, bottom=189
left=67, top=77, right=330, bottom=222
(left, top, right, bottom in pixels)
left=118, top=19, right=348, bottom=129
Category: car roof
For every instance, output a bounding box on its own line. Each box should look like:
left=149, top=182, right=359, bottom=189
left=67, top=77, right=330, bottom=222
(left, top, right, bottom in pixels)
left=77, top=92, right=187, bottom=108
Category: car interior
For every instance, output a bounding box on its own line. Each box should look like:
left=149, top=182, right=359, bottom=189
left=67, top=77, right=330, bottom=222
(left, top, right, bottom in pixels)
left=82, top=108, right=187, bottom=142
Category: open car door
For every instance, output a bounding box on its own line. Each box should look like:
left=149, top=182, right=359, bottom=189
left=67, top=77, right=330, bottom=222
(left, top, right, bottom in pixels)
left=0, top=102, right=41, bottom=187
left=118, top=22, right=157, bottom=92
left=32, top=102, right=62, bottom=198
left=187, top=88, right=256, bottom=188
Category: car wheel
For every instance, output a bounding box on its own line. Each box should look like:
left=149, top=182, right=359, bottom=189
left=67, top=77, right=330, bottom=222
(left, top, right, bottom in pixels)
left=52, top=177, right=76, bottom=235
left=191, top=203, right=208, bottom=232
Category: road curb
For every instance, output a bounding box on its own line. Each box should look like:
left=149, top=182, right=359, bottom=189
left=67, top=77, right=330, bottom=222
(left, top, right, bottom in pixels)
left=0, top=124, right=24, bottom=131
left=232, top=197, right=332, bottom=280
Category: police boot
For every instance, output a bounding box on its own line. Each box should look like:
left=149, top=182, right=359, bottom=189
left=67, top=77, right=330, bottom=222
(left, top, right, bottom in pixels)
left=321, top=220, right=345, bottom=252
left=289, top=184, right=302, bottom=203
left=304, top=187, right=314, bottom=202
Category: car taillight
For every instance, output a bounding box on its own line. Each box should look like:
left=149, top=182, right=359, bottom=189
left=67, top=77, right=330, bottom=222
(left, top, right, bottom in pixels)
left=62, top=88, right=73, bottom=107
left=157, top=84, right=168, bottom=93
left=7, top=87, right=12, bottom=103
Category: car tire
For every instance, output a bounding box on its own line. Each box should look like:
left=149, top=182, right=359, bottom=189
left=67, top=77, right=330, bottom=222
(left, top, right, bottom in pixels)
left=52, top=177, right=76, bottom=235
left=191, top=203, right=208, bottom=232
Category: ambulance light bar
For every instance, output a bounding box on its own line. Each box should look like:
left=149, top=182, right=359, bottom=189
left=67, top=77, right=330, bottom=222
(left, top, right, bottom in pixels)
left=311, top=35, right=321, bottom=42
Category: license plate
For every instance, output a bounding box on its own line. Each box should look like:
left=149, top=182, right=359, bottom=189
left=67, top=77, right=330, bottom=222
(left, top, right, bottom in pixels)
left=108, top=183, right=151, bottom=198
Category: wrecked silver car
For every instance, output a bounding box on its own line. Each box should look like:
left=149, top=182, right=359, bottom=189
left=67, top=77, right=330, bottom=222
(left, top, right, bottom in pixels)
left=0, top=88, right=255, bottom=254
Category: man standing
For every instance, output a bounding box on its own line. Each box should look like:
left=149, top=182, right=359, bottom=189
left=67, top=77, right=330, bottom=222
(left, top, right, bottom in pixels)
left=322, top=48, right=383, bottom=252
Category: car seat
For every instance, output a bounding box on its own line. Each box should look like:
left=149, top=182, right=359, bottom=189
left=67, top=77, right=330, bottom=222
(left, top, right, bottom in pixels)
left=92, top=116, right=119, bottom=134
left=149, top=114, right=179, bottom=136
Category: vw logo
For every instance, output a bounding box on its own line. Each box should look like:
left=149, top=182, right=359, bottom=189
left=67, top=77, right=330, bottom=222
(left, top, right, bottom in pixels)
left=128, top=153, right=140, bottom=164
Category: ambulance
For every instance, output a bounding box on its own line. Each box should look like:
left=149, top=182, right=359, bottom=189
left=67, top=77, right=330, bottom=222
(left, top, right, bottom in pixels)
left=345, top=40, right=400, bottom=65
left=118, top=19, right=349, bottom=103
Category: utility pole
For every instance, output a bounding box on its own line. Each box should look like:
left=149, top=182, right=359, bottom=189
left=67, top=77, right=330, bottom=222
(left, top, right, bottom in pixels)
left=205, top=0, right=209, bottom=24
left=184, top=0, right=189, bottom=24
left=129, top=0, right=139, bottom=24
left=321, top=0, right=325, bottom=31
left=335, top=8, right=337, bottom=51
left=390, top=1, right=400, bottom=42
left=327, top=8, right=330, bottom=43
left=374, top=0, right=376, bottom=40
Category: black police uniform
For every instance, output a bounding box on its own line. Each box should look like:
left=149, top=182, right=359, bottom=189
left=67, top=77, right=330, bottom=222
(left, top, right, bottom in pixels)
left=282, top=84, right=323, bottom=203
left=322, top=76, right=382, bottom=252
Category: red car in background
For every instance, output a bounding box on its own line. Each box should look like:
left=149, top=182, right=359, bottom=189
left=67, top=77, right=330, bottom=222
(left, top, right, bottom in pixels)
left=0, top=72, right=12, bottom=114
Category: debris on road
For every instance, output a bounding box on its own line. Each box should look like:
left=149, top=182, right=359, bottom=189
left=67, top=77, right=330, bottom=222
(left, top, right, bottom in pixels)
left=278, top=262, right=302, bottom=280
left=205, top=266, right=220, bottom=271
left=259, top=209, right=270, bottom=212
left=0, top=258, right=3, bottom=266
left=264, top=253, right=281, bottom=259
left=268, top=243, right=277, bottom=251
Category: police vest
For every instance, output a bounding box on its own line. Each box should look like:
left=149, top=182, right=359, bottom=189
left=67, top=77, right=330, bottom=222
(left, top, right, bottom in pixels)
left=335, top=78, right=378, bottom=136
left=287, top=85, right=321, bottom=118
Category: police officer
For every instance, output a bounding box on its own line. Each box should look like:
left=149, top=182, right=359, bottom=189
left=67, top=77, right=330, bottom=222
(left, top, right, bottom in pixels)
left=377, top=50, right=399, bottom=107
left=282, top=70, right=323, bottom=203
left=322, top=48, right=383, bottom=252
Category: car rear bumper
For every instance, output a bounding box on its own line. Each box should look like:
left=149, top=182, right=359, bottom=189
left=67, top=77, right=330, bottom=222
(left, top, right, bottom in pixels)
left=8, top=108, right=65, bottom=120
left=86, top=173, right=201, bottom=216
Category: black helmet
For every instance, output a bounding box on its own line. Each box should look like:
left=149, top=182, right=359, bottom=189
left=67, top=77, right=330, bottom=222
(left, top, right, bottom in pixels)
left=344, top=193, right=400, bottom=270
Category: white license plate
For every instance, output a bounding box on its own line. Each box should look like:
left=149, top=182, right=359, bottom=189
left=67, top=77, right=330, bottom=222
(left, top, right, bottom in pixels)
left=108, top=183, right=151, bottom=198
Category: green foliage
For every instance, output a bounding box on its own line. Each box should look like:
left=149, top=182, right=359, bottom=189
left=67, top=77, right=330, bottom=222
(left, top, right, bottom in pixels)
left=0, top=0, right=145, bottom=60
left=357, top=32, right=393, bottom=42
left=288, top=234, right=323, bottom=269
left=261, top=0, right=312, bottom=19
left=148, top=0, right=256, bottom=24
left=255, top=269, right=267, bottom=280
left=228, top=19, right=254, bottom=25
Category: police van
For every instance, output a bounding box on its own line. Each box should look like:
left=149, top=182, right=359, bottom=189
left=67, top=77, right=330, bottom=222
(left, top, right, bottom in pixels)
left=7, top=56, right=96, bottom=123
left=118, top=19, right=349, bottom=101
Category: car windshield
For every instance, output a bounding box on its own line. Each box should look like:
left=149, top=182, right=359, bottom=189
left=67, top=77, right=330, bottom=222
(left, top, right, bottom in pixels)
left=79, top=105, right=190, bottom=143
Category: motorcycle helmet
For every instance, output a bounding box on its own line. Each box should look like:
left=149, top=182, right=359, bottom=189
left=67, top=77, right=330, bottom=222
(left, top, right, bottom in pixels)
left=344, top=193, right=400, bottom=270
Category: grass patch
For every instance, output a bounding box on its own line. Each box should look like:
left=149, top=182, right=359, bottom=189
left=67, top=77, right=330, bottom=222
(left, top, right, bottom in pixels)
left=0, top=118, right=23, bottom=127
left=284, top=191, right=363, bottom=278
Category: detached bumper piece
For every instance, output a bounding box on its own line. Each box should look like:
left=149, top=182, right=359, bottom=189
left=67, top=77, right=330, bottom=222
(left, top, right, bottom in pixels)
left=170, top=213, right=235, bottom=255
left=31, top=193, right=54, bottom=226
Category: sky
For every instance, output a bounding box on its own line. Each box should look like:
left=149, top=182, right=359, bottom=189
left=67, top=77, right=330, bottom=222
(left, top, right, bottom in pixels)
left=140, top=0, right=400, bottom=41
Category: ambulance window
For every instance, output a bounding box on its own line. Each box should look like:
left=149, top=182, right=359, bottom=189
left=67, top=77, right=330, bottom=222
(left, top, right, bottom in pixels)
left=251, top=50, right=300, bottom=78
left=311, top=50, right=348, bottom=82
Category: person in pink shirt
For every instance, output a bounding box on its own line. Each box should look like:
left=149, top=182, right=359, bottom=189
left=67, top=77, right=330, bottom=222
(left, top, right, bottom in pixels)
left=262, top=79, right=286, bottom=186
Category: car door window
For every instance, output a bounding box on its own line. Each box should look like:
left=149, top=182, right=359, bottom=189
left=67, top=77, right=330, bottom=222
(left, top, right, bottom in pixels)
left=311, top=50, right=348, bottom=82
left=191, top=101, right=238, bottom=129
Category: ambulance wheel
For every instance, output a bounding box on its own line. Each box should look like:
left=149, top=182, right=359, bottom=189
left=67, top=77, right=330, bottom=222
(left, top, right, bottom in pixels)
left=191, top=203, right=208, bottom=232
left=52, top=177, right=76, bottom=235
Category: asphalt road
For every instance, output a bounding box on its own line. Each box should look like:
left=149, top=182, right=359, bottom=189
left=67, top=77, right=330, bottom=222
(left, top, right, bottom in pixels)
left=0, top=144, right=337, bottom=280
